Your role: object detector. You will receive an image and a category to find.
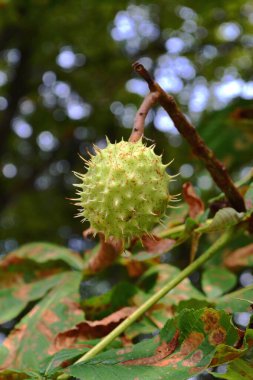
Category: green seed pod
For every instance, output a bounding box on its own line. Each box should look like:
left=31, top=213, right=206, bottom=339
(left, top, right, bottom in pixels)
left=73, top=139, right=173, bottom=243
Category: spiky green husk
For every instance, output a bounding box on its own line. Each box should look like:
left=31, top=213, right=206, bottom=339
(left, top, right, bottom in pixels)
left=74, top=140, right=172, bottom=243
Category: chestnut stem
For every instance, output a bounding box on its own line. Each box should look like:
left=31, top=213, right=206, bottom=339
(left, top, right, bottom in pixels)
left=129, top=92, right=160, bottom=143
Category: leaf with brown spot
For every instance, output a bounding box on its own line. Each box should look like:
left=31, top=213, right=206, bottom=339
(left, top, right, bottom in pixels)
left=0, top=266, right=65, bottom=324
left=182, top=182, right=204, bottom=219
left=202, top=266, right=237, bottom=298
left=216, top=283, right=253, bottom=313
left=211, top=317, right=253, bottom=369
left=223, top=243, right=253, bottom=271
left=53, top=307, right=136, bottom=352
left=0, top=272, right=83, bottom=371
left=0, top=242, right=84, bottom=270
left=122, top=330, right=179, bottom=365
left=69, top=308, right=250, bottom=380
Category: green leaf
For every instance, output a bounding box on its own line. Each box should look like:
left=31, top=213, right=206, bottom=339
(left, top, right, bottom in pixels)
left=0, top=271, right=83, bottom=371
left=216, top=284, right=253, bottom=313
left=202, top=266, right=237, bottom=298
left=4, top=242, right=84, bottom=270
left=197, top=99, right=253, bottom=172
left=211, top=358, right=253, bottom=379
left=177, top=299, right=213, bottom=312
left=68, top=308, right=241, bottom=380
left=41, top=348, right=86, bottom=377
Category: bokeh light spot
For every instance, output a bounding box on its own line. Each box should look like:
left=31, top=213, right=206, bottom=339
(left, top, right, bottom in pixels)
left=2, top=163, right=17, bottom=178
left=180, top=164, right=194, bottom=178
left=154, top=107, right=176, bottom=133
left=0, top=97, right=8, bottom=110
left=37, top=131, right=58, bottom=152
left=12, top=117, right=33, bottom=138
left=218, top=22, right=241, bottom=41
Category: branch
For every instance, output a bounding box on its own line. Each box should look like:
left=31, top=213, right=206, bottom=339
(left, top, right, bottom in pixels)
left=129, top=92, right=159, bottom=142
left=132, top=63, right=246, bottom=213
left=74, top=229, right=233, bottom=363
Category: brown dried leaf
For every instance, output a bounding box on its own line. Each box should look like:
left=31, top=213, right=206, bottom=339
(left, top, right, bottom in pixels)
left=141, top=234, right=175, bottom=254
left=183, top=182, right=204, bottom=218
left=126, top=260, right=146, bottom=278
left=223, top=243, right=253, bottom=271
left=54, top=306, right=136, bottom=351
left=86, top=234, right=122, bottom=274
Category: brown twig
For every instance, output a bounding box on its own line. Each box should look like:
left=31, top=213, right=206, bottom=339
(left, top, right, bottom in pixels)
left=132, top=62, right=246, bottom=213
left=129, top=92, right=160, bottom=142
